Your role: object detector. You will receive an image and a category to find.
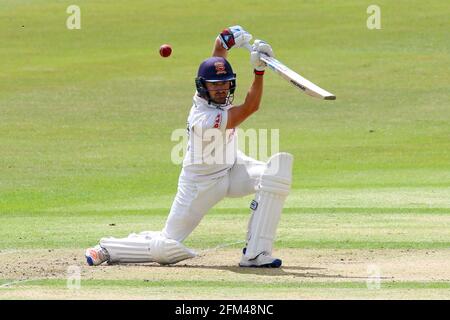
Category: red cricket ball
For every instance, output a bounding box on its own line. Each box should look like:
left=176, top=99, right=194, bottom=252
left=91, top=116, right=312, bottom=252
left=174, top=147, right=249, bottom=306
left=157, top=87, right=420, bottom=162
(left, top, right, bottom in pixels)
left=159, top=44, right=172, bottom=58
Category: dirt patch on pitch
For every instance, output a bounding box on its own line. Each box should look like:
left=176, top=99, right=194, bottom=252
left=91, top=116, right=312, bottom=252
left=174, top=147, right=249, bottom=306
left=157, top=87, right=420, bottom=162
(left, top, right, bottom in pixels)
left=0, top=248, right=449, bottom=284
left=0, top=249, right=82, bottom=282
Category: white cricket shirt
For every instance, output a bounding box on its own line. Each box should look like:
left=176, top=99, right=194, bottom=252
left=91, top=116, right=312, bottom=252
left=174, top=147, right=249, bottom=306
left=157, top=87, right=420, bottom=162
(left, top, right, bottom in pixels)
left=181, top=94, right=238, bottom=181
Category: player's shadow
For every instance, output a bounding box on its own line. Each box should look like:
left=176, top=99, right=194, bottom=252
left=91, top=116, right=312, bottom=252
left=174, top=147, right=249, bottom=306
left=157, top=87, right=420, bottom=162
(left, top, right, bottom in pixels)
left=118, top=263, right=392, bottom=281
left=170, top=264, right=377, bottom=280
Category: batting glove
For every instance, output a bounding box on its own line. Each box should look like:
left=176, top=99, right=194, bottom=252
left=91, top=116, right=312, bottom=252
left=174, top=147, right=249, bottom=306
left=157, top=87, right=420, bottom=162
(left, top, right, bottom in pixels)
left=250, top=39, right=274, bottom=72
left=219, top=25, right=252, bottom=50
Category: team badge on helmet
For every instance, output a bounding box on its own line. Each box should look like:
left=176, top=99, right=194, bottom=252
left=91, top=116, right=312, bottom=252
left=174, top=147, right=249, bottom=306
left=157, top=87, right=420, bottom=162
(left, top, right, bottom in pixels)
left=214, top=62, right=227, bottom=75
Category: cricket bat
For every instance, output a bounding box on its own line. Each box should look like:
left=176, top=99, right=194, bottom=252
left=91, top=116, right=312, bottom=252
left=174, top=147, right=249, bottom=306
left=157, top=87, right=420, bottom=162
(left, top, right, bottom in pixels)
left=244, top=43, right=336, bottom=100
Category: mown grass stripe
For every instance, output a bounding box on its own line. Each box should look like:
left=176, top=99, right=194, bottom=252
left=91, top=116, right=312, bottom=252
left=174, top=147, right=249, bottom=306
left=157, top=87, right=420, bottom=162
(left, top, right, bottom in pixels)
left=274, top=241, right=450, bottom=250
left=4, top=207, right=450, bottom=217
left=2, top=241, right=449, bottom=251
left=14, top=279, right=450, bottom=290
left=283, top=208, right=450, bottom=215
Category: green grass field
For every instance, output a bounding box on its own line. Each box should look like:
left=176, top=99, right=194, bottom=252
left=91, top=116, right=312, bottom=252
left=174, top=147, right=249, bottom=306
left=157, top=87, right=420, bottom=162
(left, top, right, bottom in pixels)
left=1, top=0, right=449, bottom=299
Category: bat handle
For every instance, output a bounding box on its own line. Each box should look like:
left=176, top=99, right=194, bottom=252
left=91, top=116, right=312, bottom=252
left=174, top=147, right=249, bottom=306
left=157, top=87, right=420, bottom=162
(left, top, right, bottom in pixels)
left=243, top=43, right=253, bottom=52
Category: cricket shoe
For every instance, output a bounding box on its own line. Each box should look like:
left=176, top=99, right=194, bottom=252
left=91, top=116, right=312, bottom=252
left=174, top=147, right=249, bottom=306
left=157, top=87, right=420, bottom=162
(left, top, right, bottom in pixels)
left=239, top=249, right=282, bottom=268
left=85, top=245, right=110, bottom=266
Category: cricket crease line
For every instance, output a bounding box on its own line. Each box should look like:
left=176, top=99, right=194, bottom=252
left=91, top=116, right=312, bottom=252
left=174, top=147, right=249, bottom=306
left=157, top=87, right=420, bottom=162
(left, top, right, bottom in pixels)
left=0, top=279, right=34, bottom=289
left=196, top=240, right=246, bottom=257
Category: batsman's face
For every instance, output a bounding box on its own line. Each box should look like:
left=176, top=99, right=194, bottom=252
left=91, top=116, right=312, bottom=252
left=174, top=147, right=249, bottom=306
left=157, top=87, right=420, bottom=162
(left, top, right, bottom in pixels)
left=205, top=81, right=231, bottom=104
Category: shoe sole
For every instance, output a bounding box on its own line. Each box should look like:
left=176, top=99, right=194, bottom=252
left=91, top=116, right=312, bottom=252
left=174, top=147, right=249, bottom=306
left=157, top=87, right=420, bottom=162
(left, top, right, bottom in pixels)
left=239, top=259, right=282, bottom=268
left=86, top=255, right=94, bottom=266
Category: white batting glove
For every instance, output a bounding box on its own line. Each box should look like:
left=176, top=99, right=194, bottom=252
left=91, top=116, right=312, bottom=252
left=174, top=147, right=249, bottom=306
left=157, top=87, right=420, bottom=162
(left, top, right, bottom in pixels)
left=250, top=39, right=274, bottom=71
left=219, top=25, right=252, bottom=50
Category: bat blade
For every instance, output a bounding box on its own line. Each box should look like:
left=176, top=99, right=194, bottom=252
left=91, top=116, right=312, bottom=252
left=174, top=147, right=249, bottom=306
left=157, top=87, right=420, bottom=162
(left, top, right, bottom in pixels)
left=244, top=43, right=336, bottom=100
left=260, top=55, right=336, bottom=100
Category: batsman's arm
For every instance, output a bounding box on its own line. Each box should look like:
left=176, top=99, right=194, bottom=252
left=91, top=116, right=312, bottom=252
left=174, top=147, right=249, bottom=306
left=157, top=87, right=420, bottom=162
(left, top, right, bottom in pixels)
left=226, top=73, right=263, bottom=129
left=212, top=36, right=228, bottom=59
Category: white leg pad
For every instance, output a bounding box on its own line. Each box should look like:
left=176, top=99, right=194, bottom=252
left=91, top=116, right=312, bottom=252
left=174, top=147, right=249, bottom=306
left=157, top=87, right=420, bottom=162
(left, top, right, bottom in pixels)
left=245, top=152, right=293, bottom=259
left=100, top=233, right=197, bottom=265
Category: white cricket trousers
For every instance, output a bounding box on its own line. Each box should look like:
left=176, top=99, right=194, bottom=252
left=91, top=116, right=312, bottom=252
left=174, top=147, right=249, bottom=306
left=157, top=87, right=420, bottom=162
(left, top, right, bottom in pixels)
left=161, top=152, right=265, bottom=242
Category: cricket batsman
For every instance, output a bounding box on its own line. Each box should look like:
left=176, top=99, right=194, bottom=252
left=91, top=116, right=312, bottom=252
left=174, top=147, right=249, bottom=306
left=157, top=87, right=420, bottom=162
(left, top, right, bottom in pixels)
left=85, top=26, right=293, bottom=268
